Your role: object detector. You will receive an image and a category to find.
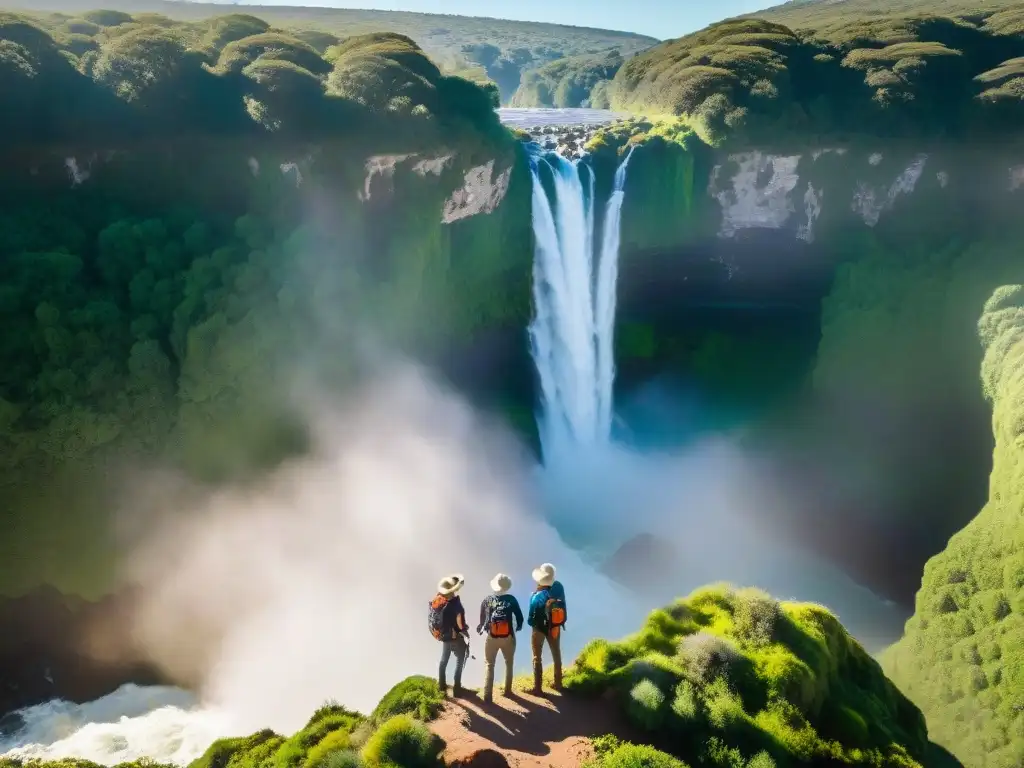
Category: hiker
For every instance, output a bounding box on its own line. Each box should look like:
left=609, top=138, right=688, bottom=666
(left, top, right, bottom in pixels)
left=429, top=573, right=470, bottom=696
left=527, top=562, right=567, bottom=693
left=476, top=572, right=524, bottom=703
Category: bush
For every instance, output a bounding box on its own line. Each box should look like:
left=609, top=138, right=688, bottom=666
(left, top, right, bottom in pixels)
left=360, top=715, right=442, bottom=768
left=732, top=589, right=779, bottom=648
left=601, top=743, right=689, bottom=768
left=320, top=752, right=363, bottom=768
left=371, top=676, right=445, bottom=724
left=677, top=632, right=742, bottom=684
left=304, top=731, right=353, bottom=768
left=628, top=679, right=667, bottom=731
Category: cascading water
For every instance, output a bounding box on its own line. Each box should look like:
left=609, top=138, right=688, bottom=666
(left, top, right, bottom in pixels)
left=527, top=145, right=636, bottom=458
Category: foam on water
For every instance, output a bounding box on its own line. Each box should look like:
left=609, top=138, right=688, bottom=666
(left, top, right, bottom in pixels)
left=0, top=686, right=234, bottom=767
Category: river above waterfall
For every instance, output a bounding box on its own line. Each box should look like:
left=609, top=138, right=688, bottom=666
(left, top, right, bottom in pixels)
left=497, top=107, right=628, bottom=128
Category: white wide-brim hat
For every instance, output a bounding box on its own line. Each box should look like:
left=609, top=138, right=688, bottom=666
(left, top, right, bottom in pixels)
left=437, top=573, right=465, bottom=597
left=532, top=563, right=556, bottom=587
left=490, top=573, right=512, bottom=594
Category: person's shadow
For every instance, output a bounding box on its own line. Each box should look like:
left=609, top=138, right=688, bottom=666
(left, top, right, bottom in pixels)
left=451, top=690, right=622, bottom=760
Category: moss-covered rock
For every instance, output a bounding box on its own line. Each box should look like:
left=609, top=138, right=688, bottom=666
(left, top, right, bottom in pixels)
left=566, top=585, right=929, bottom=767
left=883, top=284, right=1024, bottom=767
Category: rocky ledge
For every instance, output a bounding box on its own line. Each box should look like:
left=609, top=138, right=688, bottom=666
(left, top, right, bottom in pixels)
left=520, top=122, right=622, bottom=160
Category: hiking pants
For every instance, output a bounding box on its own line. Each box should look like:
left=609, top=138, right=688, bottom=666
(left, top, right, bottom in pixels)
left=483, top=634, right=516, bottom=701
left=531, top=627, right=562, bottom=691
left=439, top=634, right=468, bottom=691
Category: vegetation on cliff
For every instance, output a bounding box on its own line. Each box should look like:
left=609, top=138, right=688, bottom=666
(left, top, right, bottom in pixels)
left=607, top=2, right=1023, bottom=145
left=0, top=9, right=535, bottom=596
left=881, top=284, right=1024, bottom=767
left=567, top=585, right=929, bottom=767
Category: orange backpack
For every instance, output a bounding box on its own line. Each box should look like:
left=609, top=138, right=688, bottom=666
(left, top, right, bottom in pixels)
left=428, top=594, right=450, bottom=640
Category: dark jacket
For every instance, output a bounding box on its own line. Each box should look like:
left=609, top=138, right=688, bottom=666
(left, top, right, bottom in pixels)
left=528, top=580, right=567, bottom=629
left=441, top=595, right=468, bottom=639
left=477, top=593, right=524, bottom=636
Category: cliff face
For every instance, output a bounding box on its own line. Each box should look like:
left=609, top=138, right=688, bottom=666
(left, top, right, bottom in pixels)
left=610, top=137, right=1024, bottom=608
left=0, top=138, right=533, bottom=598
left=882, top=285, right=1024, bottom=768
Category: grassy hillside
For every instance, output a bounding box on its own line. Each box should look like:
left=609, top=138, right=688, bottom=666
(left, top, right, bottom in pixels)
left=608, top=4, right=1023, bottom=146
left=757, top=0, right=1023, bottom=35
left=881, top=285, right=1024, bottom=768
left=568, top=585, right=932, bottom=767
left=4, top=0, right=657, bottom=102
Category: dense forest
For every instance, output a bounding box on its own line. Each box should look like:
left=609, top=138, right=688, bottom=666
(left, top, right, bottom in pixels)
left=0, top=7, right=536, bottom=594
left=509, top=49, right=624, bottom=109
left=511, top=0, right=1023, bottom=144
left=6, top=0, right=657, bottom=103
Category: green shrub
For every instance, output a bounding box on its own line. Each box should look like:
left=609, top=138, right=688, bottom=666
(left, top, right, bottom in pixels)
left=745, top=753, right=775, bottom=768
left=304, top=731, right=353, bottom=768
left=371, top=676, right=445, bottom=724
left=601, top=743, right=689, bottom=768
left=320, top=752, right=363, bottom=768
left=732, top=589, right=780, bottom=648
left=628, top=678, right=667, bottom=731
left=677, top=632, right=742, bottom=684
left=360, top=715, right=441, bottom=768
left=670, top=680, right=700, bottom=725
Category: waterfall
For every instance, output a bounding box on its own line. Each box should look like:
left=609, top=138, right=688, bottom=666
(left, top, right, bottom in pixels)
left=527, top=145, right=636, bottom=458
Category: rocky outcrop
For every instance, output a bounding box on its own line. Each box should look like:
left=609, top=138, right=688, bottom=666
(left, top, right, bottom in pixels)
left=521, top=123, right=621, bottom=160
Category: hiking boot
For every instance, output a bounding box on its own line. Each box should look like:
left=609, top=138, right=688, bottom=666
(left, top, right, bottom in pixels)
left=452, top=686, right=466, bottom=698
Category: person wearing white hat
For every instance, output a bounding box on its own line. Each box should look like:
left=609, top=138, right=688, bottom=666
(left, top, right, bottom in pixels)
left=475, top=573, right=524, bottom=703
left=429, top=573, right=469, bottom=696
left=527, top=562, right=567, bottom=693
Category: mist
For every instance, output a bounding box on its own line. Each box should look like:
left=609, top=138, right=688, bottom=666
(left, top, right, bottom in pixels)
left=112, top=355, right=907, bottom=740
left=119, top=361, right=642, bottom=735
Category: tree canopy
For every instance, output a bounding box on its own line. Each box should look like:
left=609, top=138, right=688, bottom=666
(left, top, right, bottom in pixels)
left=609, top=5, right=1024, bottom=145
left=509, top=49, right=624, bottom=108
left=7, top=0, right=657, bottom=105
left=0, top=10, right=512, bottom=145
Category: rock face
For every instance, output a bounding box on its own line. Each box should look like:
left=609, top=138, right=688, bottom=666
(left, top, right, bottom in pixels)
left=0, top=587, right=163, bottom=718
left=442, top=160, right=513, bottom=223
left=705, top=148, right=1021, bottom=243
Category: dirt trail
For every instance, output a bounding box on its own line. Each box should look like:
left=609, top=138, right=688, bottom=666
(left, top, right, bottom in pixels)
left=431, top=688, right=627, bottom=768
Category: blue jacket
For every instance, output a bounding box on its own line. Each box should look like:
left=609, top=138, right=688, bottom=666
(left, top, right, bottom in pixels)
left=528, top=581, right=567, bottom=629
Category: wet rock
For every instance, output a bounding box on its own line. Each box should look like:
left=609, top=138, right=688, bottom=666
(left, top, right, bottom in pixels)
left=0, top=586, right=165, bottom=718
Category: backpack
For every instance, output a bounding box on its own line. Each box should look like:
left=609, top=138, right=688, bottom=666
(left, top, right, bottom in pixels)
left=545, top=595, right=566, bottom=629
left=428, top=594, right=450, bottom=640
left=488, top=596, right=512, bottom=638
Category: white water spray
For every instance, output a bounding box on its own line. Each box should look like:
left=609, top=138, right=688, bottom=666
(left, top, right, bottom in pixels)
left=527, top=146, right=636, bottom=456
